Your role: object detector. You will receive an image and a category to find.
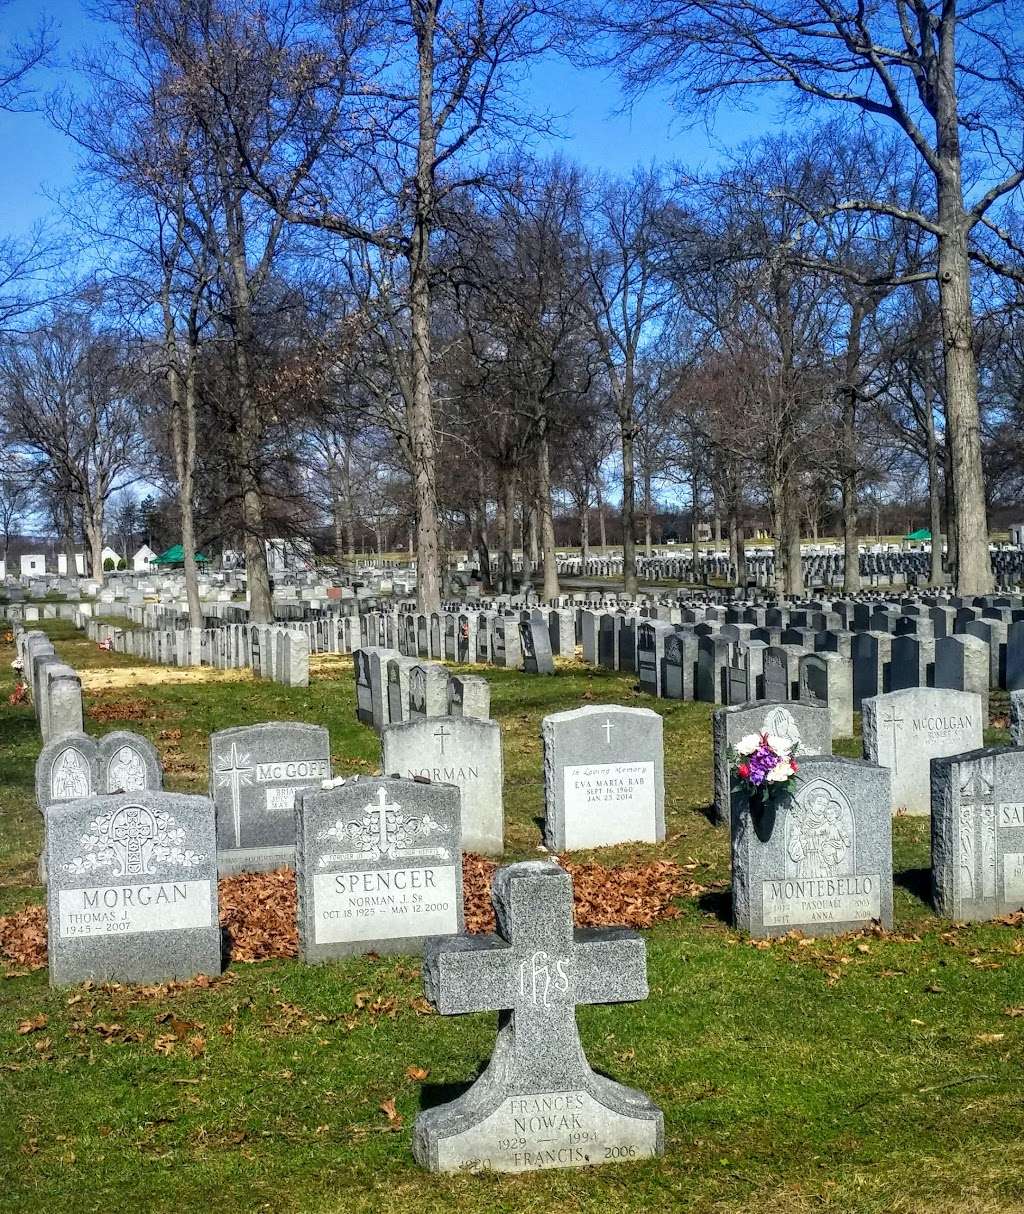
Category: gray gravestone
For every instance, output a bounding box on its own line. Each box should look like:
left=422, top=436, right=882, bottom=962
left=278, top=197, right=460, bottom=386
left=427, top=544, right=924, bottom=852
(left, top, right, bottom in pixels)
left=712, top=701, right=832, bottom=826
left=447, top=675, right=491, bottom=720
left=1011, top=689, right=1023, bottom=746
left=862, top=687, right=984, bottom=815
left=932, top=746, right=1024, bottom=920
left=98, top=730, right=163, bottom=794
left=542, top=705, right=665, bottom=851
left=296, top=775, right=463, bottom=960
left=36, top=733, right=99, bottom=813
left=43, top=664, right=83, bottom=742
left=935, top=634, right=990, bottom=721
left=663, top=631, right=697, bottom=700
left=409, top=662, right=450, bottom=720
left=45, top=790, right=220, bottom=986
left=731, top=755, right=893, bottom=938
left=210, top=722, right=331, bottom=872
left=412, top=860, right=663, bottom=1173
left=382, top=716, right=503, bottom=855
left=520, top=619, right=555, bottom=675
left=386, top=655, right=421, bottom=725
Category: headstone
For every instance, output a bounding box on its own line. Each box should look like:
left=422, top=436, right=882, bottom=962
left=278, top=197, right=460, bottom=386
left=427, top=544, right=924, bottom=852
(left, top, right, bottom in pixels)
left=520, top=619, right=555, bottom=675
left=731, top=755, right=893, bottom=938
left=448, top=675, right=491, bottom=720
left=542, top=706, right=665, bottom=851
left=636, top=621, right=674, bottom=698
left=862, top=688, right=984, bottom=816
left=353, top=647, right=379, bottom=726
left=209, top=722, right=331, bottom=872
left=712, top=701, right=832, bottom=826
left=1011, top=689, right=1023, bottom=746
left=663, top=631, right=697, bottom=700
left=386, top=655, right=421, bottom=725
left=932, top=747, right=1024, bottom=920
left=36, top=733, right=99, bottom=812
left=412, top=860, right=663, bottom=1173
left=43, top=664, right=83, bottom=742
left=799, top=652, right=853, bottom=738
left=45, top=791, right=220, bottom=985
left=935, top=634, right=990, bottom=721
left=762, top=646, right=790, bottom=702
left=295, top=775, right=463, bottom=960
left=382, top=716, right=503, bottom=855
left=409, top=662, right=450, bottom=720
left=98, top=731, right=163, bottom=794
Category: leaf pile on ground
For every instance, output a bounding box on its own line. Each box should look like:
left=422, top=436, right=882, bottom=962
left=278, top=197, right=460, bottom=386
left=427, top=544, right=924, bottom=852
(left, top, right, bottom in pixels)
left=219, top=867, right=299, bottom=962
left=463, top=855, right=699, bottom=934
left=87, top=697, right=153, bottom=722
left=0, top=858, right=700, bottom=971
left=0, top=904, right=47, bottom=972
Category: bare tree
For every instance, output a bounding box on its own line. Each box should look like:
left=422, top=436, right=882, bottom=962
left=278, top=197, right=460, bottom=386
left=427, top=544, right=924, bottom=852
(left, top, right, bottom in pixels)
left=594, top=0, right=1024, bottom=592
left=1, top=311, right=144, bottom=582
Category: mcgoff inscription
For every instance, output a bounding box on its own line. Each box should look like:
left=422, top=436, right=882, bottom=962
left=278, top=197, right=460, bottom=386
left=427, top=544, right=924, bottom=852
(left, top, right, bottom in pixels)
left=296, top=776, right=463, bottom=961
left=413, top=861, right=664, bottom=1174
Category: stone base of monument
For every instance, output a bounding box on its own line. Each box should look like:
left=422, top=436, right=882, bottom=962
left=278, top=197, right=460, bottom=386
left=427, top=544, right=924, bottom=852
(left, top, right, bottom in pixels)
left=413, top=860, right=664, bottom=1174
left=413, top=1052, right=663, bottom=1173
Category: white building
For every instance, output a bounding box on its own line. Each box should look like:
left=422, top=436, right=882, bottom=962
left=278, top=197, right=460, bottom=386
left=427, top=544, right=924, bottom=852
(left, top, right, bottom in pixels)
left=101, top=546, right=121, bottom=569
left=20, top=554, right=46, bottom=576
left=133, top=544, right=157, bottom=572
left=57, top=552, right=87, bottom=576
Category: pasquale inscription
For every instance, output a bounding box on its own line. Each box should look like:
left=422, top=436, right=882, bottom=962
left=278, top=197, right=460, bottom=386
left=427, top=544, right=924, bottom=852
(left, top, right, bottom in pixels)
left=762, top=874, right=881, bottom=926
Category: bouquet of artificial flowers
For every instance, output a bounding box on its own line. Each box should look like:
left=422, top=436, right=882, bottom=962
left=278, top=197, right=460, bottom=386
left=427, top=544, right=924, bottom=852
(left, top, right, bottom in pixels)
left=730, top=730, right=799, bottom=803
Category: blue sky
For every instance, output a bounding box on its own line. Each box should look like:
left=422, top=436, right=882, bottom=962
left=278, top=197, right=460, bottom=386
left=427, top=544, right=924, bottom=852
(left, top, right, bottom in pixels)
left=0, top=0, right=780, bottom=239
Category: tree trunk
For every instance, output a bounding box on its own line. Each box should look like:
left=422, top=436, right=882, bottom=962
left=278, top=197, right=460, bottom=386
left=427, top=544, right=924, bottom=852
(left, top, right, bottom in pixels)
left=537, top=428, right=560, bottom=601
left=86, top=499, right=104, bottom=586
left=596, top=481, right=607, bottom=549
left=925, top=393, right=944, bottom=584
left=690, top=460, right=699, bottom=584
left=501, top=472, right=515, bottom=594
left=620, top=394, right=638, bottom=596
left=785, top=488, right=804, bottom=597
left=943, top=435, right=957, bottom=578
left=643, top=469, right=653, bottom=557
left=933, top=62, right=991, bottom=593
left=167, top=338, right=203, bottom=625
left=61, top=495, right=78, bottom=579
left=580, top=495, right=590, bottom=572
left=408, top=1, right=443, bottom=614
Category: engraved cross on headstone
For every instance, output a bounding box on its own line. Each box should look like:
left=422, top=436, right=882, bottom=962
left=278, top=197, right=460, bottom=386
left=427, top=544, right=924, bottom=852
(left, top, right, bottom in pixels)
left=883, top=710, right=904, bottom=775
left=215, top=743, right=255, bottom=847
left=111, top=805, right=155, bottom=876
left=959, top=758, right=997, bottom=903
left=434, top=724, right=450, bottom=756
left=423, top=861, right=647, bottom=1089
left=603, top=719, right=614, bottom=745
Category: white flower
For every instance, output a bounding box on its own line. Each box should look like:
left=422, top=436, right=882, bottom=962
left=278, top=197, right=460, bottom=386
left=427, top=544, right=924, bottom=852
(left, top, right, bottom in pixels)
left=766, top=759, right=795, bottom=783
left=766, top=734, right=794, bottom=757
left=736, top=734, right=761, bottom=756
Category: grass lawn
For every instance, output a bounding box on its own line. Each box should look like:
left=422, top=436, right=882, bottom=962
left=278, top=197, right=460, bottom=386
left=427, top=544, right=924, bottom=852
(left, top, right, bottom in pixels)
left=1, top=622, right=1023, bottom=1214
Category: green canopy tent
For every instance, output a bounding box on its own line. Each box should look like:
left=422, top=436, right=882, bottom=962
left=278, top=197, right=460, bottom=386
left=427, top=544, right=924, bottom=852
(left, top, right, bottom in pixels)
left=904, top=529, right=931, bottom=541
left=151, top=544, right=211, bottom=567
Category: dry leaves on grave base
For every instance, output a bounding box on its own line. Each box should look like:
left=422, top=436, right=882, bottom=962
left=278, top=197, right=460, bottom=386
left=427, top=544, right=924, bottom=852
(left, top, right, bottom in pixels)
left=1, top=857, right=700, bottom=972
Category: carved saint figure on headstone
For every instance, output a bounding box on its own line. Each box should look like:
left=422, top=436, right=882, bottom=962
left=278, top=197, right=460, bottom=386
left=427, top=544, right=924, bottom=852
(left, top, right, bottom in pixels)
left=786, top=781, right=851, bottom=879
left=108, top=745, right=147, bottom=793
left=52, top=747, right=91, bottom=801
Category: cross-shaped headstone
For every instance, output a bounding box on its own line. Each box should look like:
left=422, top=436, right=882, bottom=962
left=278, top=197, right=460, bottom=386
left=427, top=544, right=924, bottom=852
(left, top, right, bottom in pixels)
left=413, top=860, right=663, bottom=1173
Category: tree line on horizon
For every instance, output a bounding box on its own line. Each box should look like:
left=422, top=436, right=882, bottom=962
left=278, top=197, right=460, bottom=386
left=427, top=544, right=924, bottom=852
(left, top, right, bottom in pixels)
left=0, top=0, right=1021, bottom=618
